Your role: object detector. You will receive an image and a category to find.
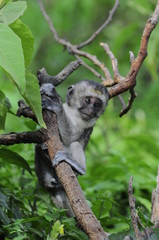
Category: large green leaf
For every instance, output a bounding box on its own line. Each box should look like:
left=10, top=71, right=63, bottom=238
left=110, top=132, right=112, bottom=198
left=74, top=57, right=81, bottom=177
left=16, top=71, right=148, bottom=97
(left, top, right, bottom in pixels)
left=10, top=19, right=34, bottom=67
left=24, top=72, right=45, bottom=127
left=0, top=24, right=26, bottom=94
left=0, top=148, right=32, bottom=175
left=0, top=1, right=27, bottom=25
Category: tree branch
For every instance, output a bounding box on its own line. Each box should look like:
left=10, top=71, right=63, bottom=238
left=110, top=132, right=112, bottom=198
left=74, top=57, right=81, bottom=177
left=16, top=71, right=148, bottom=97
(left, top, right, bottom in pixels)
left=37, top=60, right=81, bottom=86
left=0, top=129, right=48, bottom=145
left=37, top=0, right=159, bottom=116
left=151, top=166, right=159, bottom=226
left=128, top=176, right=143, bottom=240
left=42, top=108, right=108, bottom=240
left=119, top=88, right=137, bottom=117
left=17, top=100, right=38, bottom=123
left=37, top=0, right=117, bottom=82
left=108, top=0, right=159, bottom=98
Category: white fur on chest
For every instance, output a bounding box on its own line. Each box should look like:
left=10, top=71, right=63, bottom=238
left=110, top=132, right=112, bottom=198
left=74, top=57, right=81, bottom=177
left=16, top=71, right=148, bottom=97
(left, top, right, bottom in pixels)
left=63, top=103, right=95, bottom=136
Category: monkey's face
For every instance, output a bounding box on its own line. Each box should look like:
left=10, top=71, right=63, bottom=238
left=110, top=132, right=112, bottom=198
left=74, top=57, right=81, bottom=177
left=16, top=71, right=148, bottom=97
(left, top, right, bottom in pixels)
left=79, top=96, right=103, bottom=120
left=66, top=80, right=109, bottom=121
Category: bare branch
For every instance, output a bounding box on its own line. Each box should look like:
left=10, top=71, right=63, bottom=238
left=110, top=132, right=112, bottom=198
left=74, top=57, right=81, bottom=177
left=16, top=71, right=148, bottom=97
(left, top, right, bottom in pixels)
left=55, top=60, right=81, bottom=85
left=17, top=100, right=38, bottom=123
left=151, top=166, right=159, bottom=226
left=100, top=42, right=124, bottom=85
left=77, top=0, right=119, bottom=49
left=108, top=1, right=159, bottom=98
left=119, top=88, right=137, bottom=117
left=0, top=129, right=47, bottom=145
left=128, top=176, right=143, bottom=240
left=68, top=47, right=112, bottom=80
left=38, top=60, right=81, bottom=86
left=37, top=0, right=113, bottom=82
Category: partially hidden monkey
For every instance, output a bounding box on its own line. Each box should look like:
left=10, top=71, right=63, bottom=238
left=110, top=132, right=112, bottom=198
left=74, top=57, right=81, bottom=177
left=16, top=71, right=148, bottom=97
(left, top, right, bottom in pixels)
left=35, top=80, right=109, bottom=216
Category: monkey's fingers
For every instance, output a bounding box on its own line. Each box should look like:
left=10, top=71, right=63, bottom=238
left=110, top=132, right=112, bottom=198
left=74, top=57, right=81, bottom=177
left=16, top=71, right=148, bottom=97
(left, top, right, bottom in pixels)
left=40, top=83, right=55, bottom=97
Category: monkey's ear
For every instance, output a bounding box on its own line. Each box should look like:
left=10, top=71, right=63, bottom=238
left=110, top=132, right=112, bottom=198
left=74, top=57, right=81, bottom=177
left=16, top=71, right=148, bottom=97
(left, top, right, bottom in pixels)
left=66, top=85, right=75, bottom=104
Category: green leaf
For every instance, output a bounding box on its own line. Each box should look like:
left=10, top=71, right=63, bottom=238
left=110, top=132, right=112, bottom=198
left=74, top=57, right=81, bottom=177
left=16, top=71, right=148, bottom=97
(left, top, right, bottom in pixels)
left=0, top=148, right=32, bottom=175
left=48, top=220, right=64, bottom=240
left=0, top=91, right=7, bottom=129
left=10, top=19, right=34, bottom=67
left=0, top=24, right=26, bottom=94
left=0, top=1, right=27, bottom=25
left=0, top=90, right=11, bottom=129
left=23, top=72, right=45, bottom=127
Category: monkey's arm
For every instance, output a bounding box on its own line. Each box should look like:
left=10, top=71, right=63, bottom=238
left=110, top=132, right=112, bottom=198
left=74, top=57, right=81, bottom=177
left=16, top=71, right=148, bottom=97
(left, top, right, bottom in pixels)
left=41, top=84, right=72, bottom=144
left=53, top=142, right=86, bottom=175
left=53, top=127, right=93, bottom=175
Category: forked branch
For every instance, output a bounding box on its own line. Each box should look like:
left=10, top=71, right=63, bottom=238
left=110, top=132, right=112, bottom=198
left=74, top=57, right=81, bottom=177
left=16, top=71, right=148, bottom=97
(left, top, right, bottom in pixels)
left=38, top=0, right=159, bottom=116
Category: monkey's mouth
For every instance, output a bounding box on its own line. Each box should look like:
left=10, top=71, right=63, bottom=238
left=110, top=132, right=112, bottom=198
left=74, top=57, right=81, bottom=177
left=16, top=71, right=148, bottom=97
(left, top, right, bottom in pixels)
left=79, top=109, right=95, bottom=120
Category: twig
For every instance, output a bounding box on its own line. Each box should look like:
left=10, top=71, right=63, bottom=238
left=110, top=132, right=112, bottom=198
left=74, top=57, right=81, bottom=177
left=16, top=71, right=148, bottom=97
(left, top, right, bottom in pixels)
left=119, top=88, right=137, bottom=117
left=128, top=176, right=143, bottom=240
left=17, top=100, right=37, bottom=123
left=100, top=42, right=124, bottom=85
left=77, top=0, right=120, bottom=49
left=151, top=165, right=159, bottom=226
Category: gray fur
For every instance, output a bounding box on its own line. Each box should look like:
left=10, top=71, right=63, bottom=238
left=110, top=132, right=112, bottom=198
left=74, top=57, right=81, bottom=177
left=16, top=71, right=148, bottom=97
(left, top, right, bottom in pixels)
left=35, top=80, right=109, bottom=216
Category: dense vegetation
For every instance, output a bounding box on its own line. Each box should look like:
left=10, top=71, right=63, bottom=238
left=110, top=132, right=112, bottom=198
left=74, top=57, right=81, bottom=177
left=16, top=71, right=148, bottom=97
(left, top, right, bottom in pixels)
left=0, top=0, right=159, bottom=239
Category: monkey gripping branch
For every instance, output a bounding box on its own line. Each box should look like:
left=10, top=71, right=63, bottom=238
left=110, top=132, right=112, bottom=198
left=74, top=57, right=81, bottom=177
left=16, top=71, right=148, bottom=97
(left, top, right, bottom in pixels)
left=0, top=0, right=159, bottom=239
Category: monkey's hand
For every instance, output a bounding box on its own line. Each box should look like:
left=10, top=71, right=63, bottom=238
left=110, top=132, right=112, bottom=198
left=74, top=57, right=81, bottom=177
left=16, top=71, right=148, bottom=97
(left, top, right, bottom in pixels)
left=40, top=83, right=55, bottom=98
left=42, top=96, right=62, bottom=114
left=40, top=83, right=63, bottom=114
left=53, top=151, right=86, bottom=175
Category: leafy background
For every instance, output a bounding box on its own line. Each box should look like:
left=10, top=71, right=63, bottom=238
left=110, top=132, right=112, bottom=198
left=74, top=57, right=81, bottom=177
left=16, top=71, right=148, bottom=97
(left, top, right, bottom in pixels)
left=0, top=0, right=159, bottom=239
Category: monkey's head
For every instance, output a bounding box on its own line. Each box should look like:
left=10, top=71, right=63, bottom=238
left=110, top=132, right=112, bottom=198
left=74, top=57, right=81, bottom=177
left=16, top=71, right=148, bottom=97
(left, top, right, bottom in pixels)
left=66, top=80, right=109, bottom=121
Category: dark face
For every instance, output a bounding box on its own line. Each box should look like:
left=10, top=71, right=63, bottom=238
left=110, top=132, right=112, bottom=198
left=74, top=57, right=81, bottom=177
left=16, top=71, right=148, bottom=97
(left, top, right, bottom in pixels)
left=79, top=96, right=103, bottom=120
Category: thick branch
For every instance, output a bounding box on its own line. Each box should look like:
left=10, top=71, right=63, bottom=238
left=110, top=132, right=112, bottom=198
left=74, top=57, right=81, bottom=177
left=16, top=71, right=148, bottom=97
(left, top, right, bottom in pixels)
left=0, top=129, right=47, bottom=145
left=42, top=109, right=108, bottom=239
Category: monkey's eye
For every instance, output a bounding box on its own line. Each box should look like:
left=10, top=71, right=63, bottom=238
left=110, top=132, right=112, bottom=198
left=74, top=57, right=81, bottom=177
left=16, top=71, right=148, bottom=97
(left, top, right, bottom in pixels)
left=94, top=102, right=102, bottom=108
left=85, top=97, right=91, bottom=104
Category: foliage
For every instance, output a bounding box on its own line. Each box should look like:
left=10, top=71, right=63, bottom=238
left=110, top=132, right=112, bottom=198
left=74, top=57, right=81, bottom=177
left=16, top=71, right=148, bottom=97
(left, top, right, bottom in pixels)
left=0, top=0, right=159, bottom=239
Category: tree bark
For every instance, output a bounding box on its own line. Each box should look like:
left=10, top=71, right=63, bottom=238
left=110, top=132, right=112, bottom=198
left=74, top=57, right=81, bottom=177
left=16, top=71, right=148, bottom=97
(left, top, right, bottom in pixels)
left=42, top=110, right=108, bottom=240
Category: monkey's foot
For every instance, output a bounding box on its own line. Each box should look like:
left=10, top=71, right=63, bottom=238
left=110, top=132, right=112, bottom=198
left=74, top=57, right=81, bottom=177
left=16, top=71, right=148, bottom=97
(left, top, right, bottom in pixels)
left=53, top=151, right=85, bottom=175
